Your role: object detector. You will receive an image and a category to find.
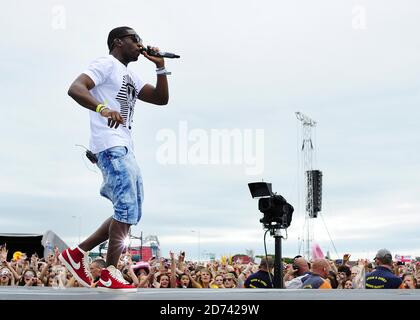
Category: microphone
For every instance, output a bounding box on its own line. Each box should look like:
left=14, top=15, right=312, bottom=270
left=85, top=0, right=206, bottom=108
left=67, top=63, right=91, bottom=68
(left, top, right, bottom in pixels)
left=142, top=46, right=180, bottom=59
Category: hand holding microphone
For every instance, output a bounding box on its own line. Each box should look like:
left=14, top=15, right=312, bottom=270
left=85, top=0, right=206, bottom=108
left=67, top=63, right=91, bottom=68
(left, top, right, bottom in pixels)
left=141, top=45, right=180, bottom=59
left=140, top=45, right=178, bottom=77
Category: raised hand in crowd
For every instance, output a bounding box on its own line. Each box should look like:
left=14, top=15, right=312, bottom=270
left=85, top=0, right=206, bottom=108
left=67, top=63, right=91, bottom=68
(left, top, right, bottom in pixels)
left=0, top=244, right=7, bottom=263
left=342, top=253, right=351, bottom=266
left=139, top=265, right=157, bottom=288
left=168, top=251, right=177, bottom=288
left=283, top=263, right=299, bottom=282
left=53, top=247, right=61, bottom=265
left=177, top=251, right=186, bottom=271
left=15, top=254, right=28, bottom=275
left=124, top=258, right=139, bottom=287
left=358, top=258, right=368, bottom=270
left=328, top=259, right=338, bottom=274
left=30, top=253, right=40, bottom=271
left=2, top=260, right=20, bottom=282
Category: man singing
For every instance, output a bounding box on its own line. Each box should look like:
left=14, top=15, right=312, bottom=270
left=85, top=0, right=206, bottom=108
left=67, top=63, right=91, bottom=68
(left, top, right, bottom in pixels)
left=59, top=26, right=170, bottom=291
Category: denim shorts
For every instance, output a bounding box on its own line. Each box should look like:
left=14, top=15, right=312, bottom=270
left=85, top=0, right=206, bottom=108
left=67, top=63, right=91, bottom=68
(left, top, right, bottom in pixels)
left=96, top=146, right=144, bottom=225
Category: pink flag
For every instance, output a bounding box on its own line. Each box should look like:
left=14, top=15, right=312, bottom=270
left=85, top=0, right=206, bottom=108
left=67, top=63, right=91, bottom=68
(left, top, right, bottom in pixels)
left=311, top=242, right=325, bottom=260
left=395, top=254, right=412, bottom=263
left=402, top=256, right=412, bottom=263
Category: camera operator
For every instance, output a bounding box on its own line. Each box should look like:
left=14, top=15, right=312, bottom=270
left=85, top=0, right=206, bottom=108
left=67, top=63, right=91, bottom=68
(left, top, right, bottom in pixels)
left=244, top=257, right=274, bottom=288
left=365, top=249, right=402, bottom=289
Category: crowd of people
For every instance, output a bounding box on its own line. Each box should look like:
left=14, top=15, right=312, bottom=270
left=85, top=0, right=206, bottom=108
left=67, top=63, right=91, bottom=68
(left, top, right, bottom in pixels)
left=1, top=244, right=419, bottom=290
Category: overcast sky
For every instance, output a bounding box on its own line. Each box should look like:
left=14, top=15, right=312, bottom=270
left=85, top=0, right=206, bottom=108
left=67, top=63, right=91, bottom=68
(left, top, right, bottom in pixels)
left=1, top=0, right=419, bottom=261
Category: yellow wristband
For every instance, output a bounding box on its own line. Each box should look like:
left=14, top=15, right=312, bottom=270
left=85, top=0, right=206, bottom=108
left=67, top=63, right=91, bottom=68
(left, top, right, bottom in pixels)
left=96, top=104, right=106, bottom=113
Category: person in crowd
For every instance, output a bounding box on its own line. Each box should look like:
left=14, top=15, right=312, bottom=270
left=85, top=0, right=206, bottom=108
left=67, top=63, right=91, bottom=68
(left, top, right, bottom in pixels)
left=336, top=265, right=351, bottom=289
left=237, top=262, right=254, bottom=288
left=176, top=273, right=193, bottom=288
left=400, top=273, right=417, bottom=289
left=0, top=260, right=20, bottom=285
left=133, top=261, right=150, bottom=286
left=0, top=267, right=15, bottom=286
left=244, top=257, right=274, bottom=288
left=18, top=269, right=43, bottom=287
left=328, top=259, right=338, bottom=274
left=343, top=279, right=353, bottom=289
left=190, top=268, right=218, bottom=288
left=138, top=265, right=157, bottom=288
left=327, top=270, right=339, bottom=289
left=38, top=260, right=55, bottom=285
left=350, top=260, right=367, bottom=289
left=212, top=274, right=224, bottom=288
left=284, top=257, right=312, bottom=289
left=366, top=262, right=374, bottom=273
left=120, top=255, right=139, bottom=286
left=302, top=258, right=332, bottom=289
left=365, top=249, right=402, bottom=289
left=350, top=265, right=359, bottom=280
left=153, top=273, right=171, bottom=288
left=337, top=265, right=351, bottom=281
left=222, top=273, right=240, bottom=288
left=47, top=274, right=60, bottom=287
left=90, top=258, right=107, bottom=287
left=190, top=269, right=198, bottom=281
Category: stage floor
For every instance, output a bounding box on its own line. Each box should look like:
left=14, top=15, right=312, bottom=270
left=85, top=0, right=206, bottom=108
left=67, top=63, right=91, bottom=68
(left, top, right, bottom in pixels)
left=0, top=287, right=419, bottom=300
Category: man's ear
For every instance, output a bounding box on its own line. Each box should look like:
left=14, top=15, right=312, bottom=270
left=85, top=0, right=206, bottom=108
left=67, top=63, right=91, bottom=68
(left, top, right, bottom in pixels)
left=113, top=38, right=122, bottom=48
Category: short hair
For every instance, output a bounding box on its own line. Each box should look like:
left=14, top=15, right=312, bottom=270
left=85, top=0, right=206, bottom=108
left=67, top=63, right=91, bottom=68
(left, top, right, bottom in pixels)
left=374, top=248, right=393, bottom=265
left=157, top=273, right=170, bottom=282
left=92, top=258, right=106, bottom=269
left=337, top=265, right=351, bottom=278
left=260, top=256, right=274, bottom=269
left=402, top=272, right=417, bottom=284
left=107, top=26, right=134, bottom=51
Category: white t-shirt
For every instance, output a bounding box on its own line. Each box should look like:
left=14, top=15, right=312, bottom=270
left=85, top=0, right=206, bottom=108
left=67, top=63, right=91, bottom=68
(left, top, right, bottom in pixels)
left=83, top=55, right=145, bottom=154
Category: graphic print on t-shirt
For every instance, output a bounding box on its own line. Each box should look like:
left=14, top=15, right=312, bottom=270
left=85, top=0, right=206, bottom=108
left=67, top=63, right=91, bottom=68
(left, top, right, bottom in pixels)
left=115, top=74, right=137, bottom=130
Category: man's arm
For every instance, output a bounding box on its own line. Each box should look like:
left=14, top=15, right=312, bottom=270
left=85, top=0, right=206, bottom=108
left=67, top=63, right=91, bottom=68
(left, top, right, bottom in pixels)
left=68, top=74, right=124, bottom=128
left=137, top=47, right=169, bottom=105
left=138, top=80, right=168, bottom=105
left=68, top=74, right=98, bottom=111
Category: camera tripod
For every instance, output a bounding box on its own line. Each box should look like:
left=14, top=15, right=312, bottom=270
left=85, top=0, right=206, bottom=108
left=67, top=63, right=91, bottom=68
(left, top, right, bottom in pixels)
left=267, top=226, right=284, bottom=288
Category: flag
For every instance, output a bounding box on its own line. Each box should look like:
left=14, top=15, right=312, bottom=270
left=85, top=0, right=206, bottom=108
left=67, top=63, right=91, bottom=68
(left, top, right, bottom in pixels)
left=311, top=242, right=325, bottom=260
left=395, top=254, right=412, bottom=263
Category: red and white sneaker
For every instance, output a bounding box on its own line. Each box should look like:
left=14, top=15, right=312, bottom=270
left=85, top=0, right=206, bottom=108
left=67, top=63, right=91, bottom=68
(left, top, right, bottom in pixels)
left=97, top=265, right=137, bottom=292
left=59, top=247, right=92, bottom=288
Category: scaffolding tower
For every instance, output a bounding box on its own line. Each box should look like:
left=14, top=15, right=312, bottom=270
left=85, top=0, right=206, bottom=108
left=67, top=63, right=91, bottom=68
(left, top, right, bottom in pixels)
left=296, top=111, right=317, bottom=259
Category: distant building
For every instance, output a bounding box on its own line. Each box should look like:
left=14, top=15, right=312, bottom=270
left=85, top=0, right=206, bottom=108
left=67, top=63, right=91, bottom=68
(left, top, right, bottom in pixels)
left=96, top=234, right=161, bottom=262
left=232, top=254, right=252, bottom=264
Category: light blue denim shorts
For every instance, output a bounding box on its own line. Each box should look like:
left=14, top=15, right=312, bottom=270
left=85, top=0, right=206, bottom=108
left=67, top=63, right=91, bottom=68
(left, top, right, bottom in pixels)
left=96, top=146, right=143, bottom=225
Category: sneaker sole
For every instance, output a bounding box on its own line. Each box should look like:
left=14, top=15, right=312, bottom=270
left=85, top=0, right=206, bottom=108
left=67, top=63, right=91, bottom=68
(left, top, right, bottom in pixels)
left=59, top=253, right=91, bottom=288
left=96, top=286, right=137, bottom=293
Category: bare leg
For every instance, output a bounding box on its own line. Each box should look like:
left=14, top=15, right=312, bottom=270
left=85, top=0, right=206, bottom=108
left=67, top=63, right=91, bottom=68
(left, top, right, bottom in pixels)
left=106, top=219, right=131, bottom=268
left=78, top=216, right=113, bottom=252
